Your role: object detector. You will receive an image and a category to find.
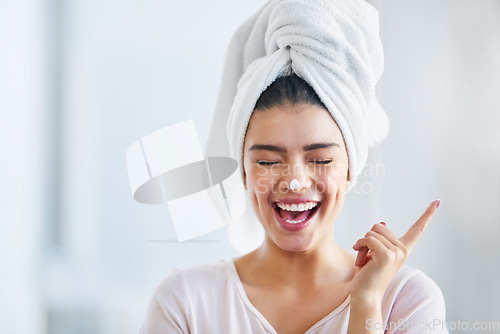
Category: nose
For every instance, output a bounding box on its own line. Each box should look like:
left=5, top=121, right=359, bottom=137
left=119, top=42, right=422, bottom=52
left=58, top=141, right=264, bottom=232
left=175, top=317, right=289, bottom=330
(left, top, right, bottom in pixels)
left=278, top=164, right=311, bottom=193
left=290, top=179, right=301, bottom=191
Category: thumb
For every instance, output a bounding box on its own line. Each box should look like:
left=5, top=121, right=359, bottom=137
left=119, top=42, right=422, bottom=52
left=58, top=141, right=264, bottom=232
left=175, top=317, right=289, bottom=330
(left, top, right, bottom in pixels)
left=400, top=199, right=441, bottom=250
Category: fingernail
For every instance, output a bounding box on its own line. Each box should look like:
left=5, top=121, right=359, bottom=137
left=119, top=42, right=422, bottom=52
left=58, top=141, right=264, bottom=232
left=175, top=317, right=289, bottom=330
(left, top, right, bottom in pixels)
left=435, top=199, right=442, bottom=210
left=380, top=222, right=386, bottom=226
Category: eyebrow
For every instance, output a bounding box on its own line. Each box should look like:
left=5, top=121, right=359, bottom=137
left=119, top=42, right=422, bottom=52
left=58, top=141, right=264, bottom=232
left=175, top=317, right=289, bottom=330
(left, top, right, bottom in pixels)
left=248, top=142, right=339, bottom=153
left=303, top=142, right=340, bottom=151
left=248, top=144, right=287, bottom=153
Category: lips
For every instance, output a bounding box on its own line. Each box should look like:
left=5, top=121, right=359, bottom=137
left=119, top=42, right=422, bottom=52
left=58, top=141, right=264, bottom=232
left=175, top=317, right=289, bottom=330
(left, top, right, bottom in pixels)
left=272, top=200, right=321, bottom=232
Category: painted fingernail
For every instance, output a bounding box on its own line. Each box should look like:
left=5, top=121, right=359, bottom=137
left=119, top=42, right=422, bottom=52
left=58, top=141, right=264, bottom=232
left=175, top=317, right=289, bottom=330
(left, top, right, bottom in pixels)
left=435, top=199, right=442, bottom=210
left=380, top=222, right=386, bottom=226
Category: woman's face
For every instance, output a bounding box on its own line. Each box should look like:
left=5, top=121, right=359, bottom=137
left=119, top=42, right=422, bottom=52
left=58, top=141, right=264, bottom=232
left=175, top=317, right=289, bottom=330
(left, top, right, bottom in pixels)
left=243, top=103, right=349, bottom=252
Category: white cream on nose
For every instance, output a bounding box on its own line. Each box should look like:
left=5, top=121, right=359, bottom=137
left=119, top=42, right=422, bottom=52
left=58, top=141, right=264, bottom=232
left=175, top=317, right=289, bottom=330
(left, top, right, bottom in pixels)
left=290, top=178, right=300, bottom=191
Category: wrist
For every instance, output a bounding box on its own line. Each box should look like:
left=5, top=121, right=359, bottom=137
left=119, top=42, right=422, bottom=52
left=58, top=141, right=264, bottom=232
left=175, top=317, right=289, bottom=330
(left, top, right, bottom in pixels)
left=350, top=291, right=384, bottom=309
left=348, top=294, right=384, bottom=334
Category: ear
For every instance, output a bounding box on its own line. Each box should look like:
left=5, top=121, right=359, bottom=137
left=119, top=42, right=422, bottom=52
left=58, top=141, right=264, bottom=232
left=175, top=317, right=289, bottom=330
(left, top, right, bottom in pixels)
left=345, top=169, right=350, bottom=189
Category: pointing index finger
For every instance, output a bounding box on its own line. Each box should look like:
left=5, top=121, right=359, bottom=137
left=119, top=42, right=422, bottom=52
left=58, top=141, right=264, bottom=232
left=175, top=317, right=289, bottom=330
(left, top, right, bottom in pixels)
left=400, top=199, right=441, bottom=250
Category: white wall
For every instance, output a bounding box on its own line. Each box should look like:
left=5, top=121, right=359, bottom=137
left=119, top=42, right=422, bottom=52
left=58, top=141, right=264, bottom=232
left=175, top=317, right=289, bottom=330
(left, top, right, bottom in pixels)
left=0, top=0, right=46, bottom=333
left=43, top=1, right=269, bottom=333
left=2, top=0, right=499, bottom=333
left=374, top=0, right=500, bottom=324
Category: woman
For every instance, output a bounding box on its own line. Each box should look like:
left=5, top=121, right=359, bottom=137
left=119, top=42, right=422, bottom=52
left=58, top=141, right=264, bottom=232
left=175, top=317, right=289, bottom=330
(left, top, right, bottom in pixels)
left=140, top=1, right=447, bottom=333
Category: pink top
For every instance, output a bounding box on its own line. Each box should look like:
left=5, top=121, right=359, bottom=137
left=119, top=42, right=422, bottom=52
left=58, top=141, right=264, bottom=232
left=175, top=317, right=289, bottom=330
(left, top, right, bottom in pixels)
left=140, top=259, right=447, bottom=333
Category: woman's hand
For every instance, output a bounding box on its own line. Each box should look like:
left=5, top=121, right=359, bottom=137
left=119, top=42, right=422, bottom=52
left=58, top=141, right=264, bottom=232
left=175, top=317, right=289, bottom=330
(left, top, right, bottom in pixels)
left=347, top=199, right=441, bottom=333
left=351, top=199, right=441, bottom=300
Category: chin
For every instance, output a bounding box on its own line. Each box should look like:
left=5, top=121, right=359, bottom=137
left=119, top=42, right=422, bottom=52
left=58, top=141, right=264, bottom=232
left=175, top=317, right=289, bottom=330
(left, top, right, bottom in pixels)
left=265, top=207, right=326, bottom=253
left=272, top=236, right=316, bottom=253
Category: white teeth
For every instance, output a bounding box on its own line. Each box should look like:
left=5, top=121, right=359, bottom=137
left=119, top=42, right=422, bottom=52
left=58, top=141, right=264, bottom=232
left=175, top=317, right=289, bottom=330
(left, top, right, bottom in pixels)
left=285, top=218, right=307, bottom=224
left=276, top=202, right=318, bottom=212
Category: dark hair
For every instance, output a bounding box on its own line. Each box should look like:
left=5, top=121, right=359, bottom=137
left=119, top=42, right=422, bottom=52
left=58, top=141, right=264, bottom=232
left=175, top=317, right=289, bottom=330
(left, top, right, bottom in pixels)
left=254, top=73, right=326, bottom=111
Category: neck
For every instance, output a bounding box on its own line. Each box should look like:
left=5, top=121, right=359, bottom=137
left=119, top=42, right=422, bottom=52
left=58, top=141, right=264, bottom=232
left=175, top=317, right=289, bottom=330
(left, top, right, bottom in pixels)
left=250, top=233, right=354, bottom=287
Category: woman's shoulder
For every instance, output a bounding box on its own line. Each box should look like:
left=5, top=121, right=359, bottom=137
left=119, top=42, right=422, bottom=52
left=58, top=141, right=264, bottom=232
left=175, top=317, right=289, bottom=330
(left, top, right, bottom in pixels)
left=176, top=258, right=234, bottom=279
left=140, top=259, right=239, bottom=333
left=386, top=265, right=445, bottom=301
left=382, top=265, right=447, bottom=332
left=154, top=258, right=236, bottom=294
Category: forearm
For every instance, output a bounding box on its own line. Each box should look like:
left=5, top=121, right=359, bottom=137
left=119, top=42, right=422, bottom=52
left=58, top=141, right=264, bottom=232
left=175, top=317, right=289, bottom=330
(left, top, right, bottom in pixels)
left=347, top=295, right=384, bottom=334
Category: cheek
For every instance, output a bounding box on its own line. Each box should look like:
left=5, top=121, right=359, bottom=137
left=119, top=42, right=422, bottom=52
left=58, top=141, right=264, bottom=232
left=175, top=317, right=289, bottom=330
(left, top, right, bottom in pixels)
left=246, top=166, right=275, bottom=198
left=315, top=176, right=336, bottom=195
left=312, top=165, right=345, bottom=194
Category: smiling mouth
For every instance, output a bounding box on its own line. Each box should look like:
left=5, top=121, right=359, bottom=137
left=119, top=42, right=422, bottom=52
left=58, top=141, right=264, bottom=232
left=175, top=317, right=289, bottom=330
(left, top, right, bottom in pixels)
left=272, top=201, right=321, bottom=230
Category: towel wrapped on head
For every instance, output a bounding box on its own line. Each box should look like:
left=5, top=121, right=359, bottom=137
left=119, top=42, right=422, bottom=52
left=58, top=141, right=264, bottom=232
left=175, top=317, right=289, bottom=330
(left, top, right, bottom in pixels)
left=207, top=0, right=388, bottom=189
left=205, top=0, right=389, bottom=253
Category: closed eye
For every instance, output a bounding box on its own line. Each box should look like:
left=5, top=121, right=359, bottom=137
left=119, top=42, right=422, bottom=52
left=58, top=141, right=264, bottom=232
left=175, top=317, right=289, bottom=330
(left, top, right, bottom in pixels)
left=312, top=160, right=333, bottom=165
left=257, top=161, right=279, bottom=166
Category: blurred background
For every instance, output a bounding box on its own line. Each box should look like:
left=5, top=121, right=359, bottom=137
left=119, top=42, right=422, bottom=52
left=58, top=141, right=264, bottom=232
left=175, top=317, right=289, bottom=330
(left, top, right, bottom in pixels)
left=1, top=0, right=499, bottom=333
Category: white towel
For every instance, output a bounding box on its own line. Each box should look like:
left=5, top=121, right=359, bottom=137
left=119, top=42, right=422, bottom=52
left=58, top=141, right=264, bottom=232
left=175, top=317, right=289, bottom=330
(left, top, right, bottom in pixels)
left=206, top=0, right=388, bottom=190
left=205, top=0, right=389, bottom=253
